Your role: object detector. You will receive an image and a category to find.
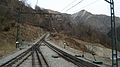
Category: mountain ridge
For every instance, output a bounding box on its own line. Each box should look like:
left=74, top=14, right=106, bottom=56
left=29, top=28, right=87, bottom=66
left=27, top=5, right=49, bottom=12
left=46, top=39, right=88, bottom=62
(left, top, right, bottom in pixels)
left=0, top=0, right=120, bottom=56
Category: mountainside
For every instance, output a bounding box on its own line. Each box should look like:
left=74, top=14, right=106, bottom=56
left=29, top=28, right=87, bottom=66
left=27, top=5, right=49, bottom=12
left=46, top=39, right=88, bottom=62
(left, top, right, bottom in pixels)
left=0, top=0, right=46, bottom=57
left=36, top=9, right=120, bottom=49
left=72, top=10, right=120, bottom=33
left=71, top=10, right=120, bottom=49
left=37, top=9, right=120, bottom=49
left=0, top=0, right=120, bottom=57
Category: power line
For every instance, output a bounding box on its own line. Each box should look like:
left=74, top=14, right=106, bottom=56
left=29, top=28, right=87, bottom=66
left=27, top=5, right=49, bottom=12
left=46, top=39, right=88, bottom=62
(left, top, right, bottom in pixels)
left=80, top=0, right=99, bottom=9
left=74, top=0, right=100, bottom=12
left=65, top=0, right=84, bottom=12
left=61, top=0, right=78, bottom=11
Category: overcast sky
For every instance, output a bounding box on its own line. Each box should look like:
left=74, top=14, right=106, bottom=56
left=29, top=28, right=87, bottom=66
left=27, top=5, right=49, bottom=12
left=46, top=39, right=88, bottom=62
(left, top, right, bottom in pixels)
left=26, top=0, right=120, bottom=17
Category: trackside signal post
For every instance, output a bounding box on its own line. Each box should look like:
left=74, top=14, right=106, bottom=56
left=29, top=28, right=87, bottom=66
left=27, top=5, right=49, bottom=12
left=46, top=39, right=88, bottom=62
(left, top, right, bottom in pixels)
left=105, top=0, right=118, bottom=67
left=16, top=8, right=20, bottom=48
left=16, top=8, right=22, bottom=49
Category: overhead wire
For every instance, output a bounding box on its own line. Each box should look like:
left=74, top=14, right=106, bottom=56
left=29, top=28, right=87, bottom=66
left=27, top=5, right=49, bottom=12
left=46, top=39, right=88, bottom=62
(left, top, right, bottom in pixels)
left=74, top=0, right=100, bottom=12
left=61, top=0, right=78, bottom=11
left=69, top=0, right=101, bottom=13
left=65, top=0, right=84, bottom=12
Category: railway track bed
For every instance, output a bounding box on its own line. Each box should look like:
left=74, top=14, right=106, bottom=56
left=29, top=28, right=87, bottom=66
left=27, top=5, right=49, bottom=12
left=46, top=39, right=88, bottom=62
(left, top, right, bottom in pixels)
left=0, top=34, right=101, bottom=67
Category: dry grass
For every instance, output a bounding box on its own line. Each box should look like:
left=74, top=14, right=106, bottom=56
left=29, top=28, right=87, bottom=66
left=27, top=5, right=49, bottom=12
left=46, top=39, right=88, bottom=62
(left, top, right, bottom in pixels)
left=64, top=38, right=87, bottom=52
left=0, top=23, right=46, bottom=58
left=50, top=33, right=87, bottom=52
left=0, top=26, right=16, bottom=58
left=50, top=33, right=114, bottom=59
left=0, top=41, right=16, bottom=58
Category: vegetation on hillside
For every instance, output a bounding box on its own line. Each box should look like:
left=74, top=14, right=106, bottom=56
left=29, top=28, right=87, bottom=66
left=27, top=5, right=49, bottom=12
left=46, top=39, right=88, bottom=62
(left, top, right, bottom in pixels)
left=0, top=0, right=46, bottom=57
left=0, top=0, right=120, bottom=58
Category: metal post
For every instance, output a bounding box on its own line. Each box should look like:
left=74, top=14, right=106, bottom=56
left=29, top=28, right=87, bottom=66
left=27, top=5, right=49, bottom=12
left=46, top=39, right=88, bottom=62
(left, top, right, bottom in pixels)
left=16, top=7, right=22, bottom=49
left=105, top=0, right=118, bottom=67
left=48, top=15, right=53, bottom=33
left=16, top=8, right=20, bottom=49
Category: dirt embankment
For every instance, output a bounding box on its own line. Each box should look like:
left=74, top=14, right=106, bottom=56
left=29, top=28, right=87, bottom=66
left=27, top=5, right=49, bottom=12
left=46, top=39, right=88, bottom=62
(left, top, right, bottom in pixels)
left=49, top=33, right=114, bottom=58
left=0, top=23, right=45, bottom=58
left=48, top=33, right=120, bottom=66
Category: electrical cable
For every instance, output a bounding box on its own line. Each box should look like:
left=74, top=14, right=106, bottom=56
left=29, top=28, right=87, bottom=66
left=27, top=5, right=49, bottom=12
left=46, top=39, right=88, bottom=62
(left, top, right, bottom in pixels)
left=61, top=0, right=78, bottom=11
left=78, top=0, right=99, bottom=10
left=73, top=0, right=100, bottom=13
left=65, top=0, right=84, bottom=12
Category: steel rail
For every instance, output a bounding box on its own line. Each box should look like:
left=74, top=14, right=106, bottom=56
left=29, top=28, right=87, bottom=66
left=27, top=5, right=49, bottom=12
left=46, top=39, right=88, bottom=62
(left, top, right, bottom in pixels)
left=36, top=47, right=49, bottom=67
left=0, top=34, right=47, bottom=67
left=35, top=47, right=42, bottom=67
left=43, top=41, right=84, bottom=67
left=43, top=41, right=99, bottom=67
left=0, top=48, right=31, bottom=67
left=15, top=52, right=32, bottom=67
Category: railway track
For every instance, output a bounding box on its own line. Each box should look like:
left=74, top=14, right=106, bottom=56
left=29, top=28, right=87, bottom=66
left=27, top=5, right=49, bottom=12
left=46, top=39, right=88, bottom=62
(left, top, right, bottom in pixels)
left=0, top=33, right=100, bottom=67
left=43, top=40, right=100, bottom=67
left=0, top=46, right=49, bottom=67
left=0, top=34, right=49, bottom=67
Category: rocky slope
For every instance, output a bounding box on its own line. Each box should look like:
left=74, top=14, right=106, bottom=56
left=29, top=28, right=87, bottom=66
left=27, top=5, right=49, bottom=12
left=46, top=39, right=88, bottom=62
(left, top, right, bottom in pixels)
left=0, top=0, right=46, bottom=57
left=37, top=9, right=120, bottom=49
left=72, top=10, right=120, bottom=35
left=0, top=0, right=120, bottom=57
left=71, top=10, right=120, bottom=49
left=40, top=9, right=120, bottom=49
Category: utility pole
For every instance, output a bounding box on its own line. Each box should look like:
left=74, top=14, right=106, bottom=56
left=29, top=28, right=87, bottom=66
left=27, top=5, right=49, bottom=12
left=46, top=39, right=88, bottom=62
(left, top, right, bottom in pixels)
left=105, top=0, right=118, bottom=67
left=16, top=7, right=21, bottom=49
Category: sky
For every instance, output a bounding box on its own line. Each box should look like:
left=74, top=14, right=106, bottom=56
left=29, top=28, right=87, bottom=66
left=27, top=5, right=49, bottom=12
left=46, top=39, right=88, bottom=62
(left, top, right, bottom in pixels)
left=26, top=0, right=120, bottom=17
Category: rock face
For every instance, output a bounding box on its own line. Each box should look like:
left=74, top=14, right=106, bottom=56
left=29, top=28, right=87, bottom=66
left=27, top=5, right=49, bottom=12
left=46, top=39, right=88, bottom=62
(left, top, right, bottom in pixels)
left=72, top=10, right=120, bottom=33
left=38, top=9, right=120, bottom=49
left=1, top=0, right=120, bottom=51
left=30, top=8, right=120, bottom=49
left=71, top=10, right=120, bottom=49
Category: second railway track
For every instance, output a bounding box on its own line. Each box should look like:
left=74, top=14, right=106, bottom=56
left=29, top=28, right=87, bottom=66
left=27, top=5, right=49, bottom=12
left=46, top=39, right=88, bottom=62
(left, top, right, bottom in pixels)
left=42, top=40, right=100, bottom=67
left=0, top=34, right=49, bottom=67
